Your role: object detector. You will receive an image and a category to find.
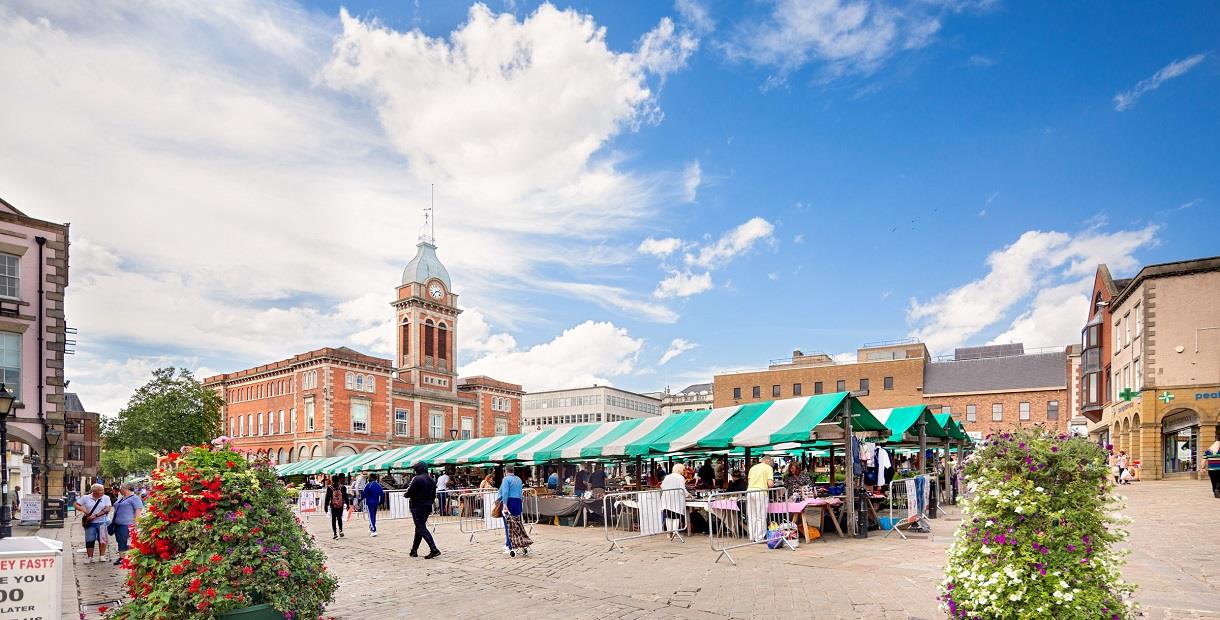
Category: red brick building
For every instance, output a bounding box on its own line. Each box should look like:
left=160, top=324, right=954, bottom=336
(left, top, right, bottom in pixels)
left=204, top=239, right=523, bottom=463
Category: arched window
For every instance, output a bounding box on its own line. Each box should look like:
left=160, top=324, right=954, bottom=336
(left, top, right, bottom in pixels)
left=355, top=374, right=364, bottom=391
left=297, top=446, right=306, bottom=461
left=366, top=375, right=375, bottom=392
left=345, top=371, right=355, bottom=389
left=424, top=319, right=435, bottom=357
left=438, top=322, right=449, bottom=360
left=311, top=445, right=321, bottom=459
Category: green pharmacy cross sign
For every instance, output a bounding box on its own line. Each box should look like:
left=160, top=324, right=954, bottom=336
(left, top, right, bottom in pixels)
left=1158, top=391, right=1175, bottom=405
left=1119, top=388, right=1140, bottom=402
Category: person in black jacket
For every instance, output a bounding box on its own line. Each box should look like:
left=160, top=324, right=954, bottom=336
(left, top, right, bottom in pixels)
left=324, top=475, right=350, bottom=540
left=405, top=461, right=441, bottom=559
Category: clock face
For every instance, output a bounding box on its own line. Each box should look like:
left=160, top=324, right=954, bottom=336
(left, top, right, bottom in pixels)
left=428, top=283, right=444, bottom=299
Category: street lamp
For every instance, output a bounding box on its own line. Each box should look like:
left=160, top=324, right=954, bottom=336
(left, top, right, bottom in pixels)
left=449, top=428, right=458, bottom=441
left=0, top=384, right=16, bottom=539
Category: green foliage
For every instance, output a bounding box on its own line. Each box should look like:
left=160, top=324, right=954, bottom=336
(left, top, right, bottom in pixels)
left=100, top=447, right=158, bottom=480
left=111, top=441, right=338, bottom=619
left=940, top=427, right=1135, bottom=619
left=103, top=368, right=223, bottom=453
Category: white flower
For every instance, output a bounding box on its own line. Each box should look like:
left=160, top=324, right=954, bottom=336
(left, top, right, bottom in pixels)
left=1012, top=489, right=1021, bottom=496
left=1014, top=506, right=1024, bottom=514
left=1035, top=486, right=1044, bottom=493
left=1063, top=592, right=1074, bottom=602
left=1009, top=593, right=1022, bottom=601
left=981, top=545, right=993, bottom=555
left=989, top=489, right=1001, bottom=497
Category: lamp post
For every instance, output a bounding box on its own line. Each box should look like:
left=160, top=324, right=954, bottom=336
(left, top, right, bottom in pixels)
left=449, top=428, right=458, bottom=441
left=44, top=427, right=61, bottom=526
left=0, top=384, right=17, bottom=539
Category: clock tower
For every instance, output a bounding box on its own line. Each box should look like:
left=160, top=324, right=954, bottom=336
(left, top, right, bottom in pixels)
left=394, top=238, right=461, bottom=394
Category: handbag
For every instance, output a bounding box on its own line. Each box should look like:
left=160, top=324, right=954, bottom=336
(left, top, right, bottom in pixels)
left=81, top=496, right=103, bottom=528
left=107, top=496, right=130, bottom=536
left=491, top=499, right=503, bottom=519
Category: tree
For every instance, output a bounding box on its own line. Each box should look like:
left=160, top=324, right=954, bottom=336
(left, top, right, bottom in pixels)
left=104, top=368, right=223, bottom=453
left=100, top=447, right=159, bottom=481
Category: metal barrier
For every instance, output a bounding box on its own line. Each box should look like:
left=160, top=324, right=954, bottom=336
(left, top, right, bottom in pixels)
left=457, top=489, right=539, bottom=542
left=602, top=488, right=690, bottom=553
left=705, top=487, right=797, bottom=565
left=884, top=475, right=931, bottom=539
left=430, top=487, right=478, bottom=532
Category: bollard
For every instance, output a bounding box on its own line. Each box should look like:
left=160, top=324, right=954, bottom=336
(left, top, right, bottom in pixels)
left=854, top=494, right=869, bottom=539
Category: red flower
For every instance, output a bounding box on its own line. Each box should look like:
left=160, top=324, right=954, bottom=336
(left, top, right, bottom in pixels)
left=98, top=605, right=109, bottom=613
left=205, top=587, right=216, bottom=599
left=227, top=461, right=236, bottom=468
left=242, top=566, right=254, bottom=575
left=166, top=452, right=180, bottom=461
left=189, top=578, right=202, bottom=593
left=171, top=564, right=185, bottom=575
left=210, top=554, right=222, bottom=563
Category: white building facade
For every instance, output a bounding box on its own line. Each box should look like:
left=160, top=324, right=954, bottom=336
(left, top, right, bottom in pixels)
left=522, top=385, right=660, bottom=430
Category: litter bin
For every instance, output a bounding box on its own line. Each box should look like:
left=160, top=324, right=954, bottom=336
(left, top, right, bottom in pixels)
left=927, top=480, right=939, bottom=518
left=44, top=497, right=66, bottom=528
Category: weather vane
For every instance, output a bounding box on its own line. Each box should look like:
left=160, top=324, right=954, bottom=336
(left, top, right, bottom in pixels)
left=420, top=183, right=436, bottom=244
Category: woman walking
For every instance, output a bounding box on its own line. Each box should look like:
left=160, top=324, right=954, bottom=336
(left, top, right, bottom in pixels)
left=499, top=465, right=532, bottom=556
left=324, top=475, right=350, bottom=540
left=110, top=483, right=144, bottom=565
left=74, top=484, right=112, bottom=564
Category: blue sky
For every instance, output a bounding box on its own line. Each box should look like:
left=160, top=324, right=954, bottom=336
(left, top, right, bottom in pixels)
left=0, top=0, right=1216, bottom=413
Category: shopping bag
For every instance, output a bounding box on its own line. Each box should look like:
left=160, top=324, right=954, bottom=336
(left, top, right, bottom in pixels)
left=344, top=506, right=354, bottom=522
left=491, top=500, right=503, bottom=519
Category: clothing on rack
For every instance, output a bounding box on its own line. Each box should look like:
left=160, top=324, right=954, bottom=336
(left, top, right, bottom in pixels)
left=860, top=442, right=877, bottom=467
left=851, top=436, right=863, bottom=476
left=876, top=446, right=892, bottom=486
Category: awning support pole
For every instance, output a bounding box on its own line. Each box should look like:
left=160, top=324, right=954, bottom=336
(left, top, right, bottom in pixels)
left=843, top=397, right=856, bottom=537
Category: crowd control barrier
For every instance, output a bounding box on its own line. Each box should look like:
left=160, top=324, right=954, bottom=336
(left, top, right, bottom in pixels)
left=602, top=488, right=690, bottom=553
left=458, top=489, right=539, bottom=542
left=705, top=487, right=797, bottom=566
left=884, top=475, right=932, bottom=539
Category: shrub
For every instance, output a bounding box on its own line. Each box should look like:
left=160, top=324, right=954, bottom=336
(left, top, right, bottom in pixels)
left=111, top=439, right=338, bottom=619
left=939, top=428, right=1135, bottom=619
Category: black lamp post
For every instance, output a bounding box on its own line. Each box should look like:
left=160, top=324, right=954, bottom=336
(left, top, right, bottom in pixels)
left=449, top=428, right=458, bottom=441
left=44, top=427, right=61, bottom=526
left=0, top=384, right=17, bottom=539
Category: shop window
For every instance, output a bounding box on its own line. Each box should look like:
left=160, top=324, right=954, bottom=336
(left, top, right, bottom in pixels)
left=966, top=405, right=976, bottom=422
left=814, top=382, right=823, bottom=394
left=732, top=387, right=741, bottom=400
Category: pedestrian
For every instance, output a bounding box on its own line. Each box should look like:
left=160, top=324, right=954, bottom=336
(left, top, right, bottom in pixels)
left=361, top=474, right=384, bottom=537
left=661, top=464, right=689, bottom=536
left=110, top=482, right=144, bottom=565
left=73, top=483, right=112, bottom=563
left=405, top=462, right=441, bottom=559
left=714, top=457, right=727, bottom=489
left=1206, top=440, right=1220, bottom=499
left=499, top=464, right=529, bottom=556
left=1115, top=450, right=1129, bottom=484
left=324, top=475, right=350, bottom=540
left=697, top=460, right=715, bottom=488
left=573, top=463, right=589, bottom=498
left=436, top=469, right=451, bottom=516
left=546, top=469, right=559, bottom=490
left=746, top=456, right=775, bottom=542
left=590, top=464, right=608, bottom=499
left=353, top=472, right=367, bottom=512
left=727, top=469, right=747, bottom=492
left=479, top=473, right=496, bottom=489
left=10, top=485, right=19, bottom=515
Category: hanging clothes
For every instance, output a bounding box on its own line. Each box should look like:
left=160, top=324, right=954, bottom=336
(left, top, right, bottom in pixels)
left=860, top=442, right=877, bottom=467
left=851, top=436, right=863, bottom=476
left=876, top=447, right=893, bottom=486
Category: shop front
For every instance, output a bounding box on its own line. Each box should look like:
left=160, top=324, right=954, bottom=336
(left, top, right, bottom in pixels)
left=1161, top=410, right=1198, bottom=476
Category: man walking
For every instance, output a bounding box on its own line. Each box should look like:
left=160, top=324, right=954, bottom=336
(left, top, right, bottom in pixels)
left=746, top=456, right=775, bottom=542
left=362, top=474, right=385, bottom=537
left=406, top=462, right=441, bottom=559
left=436, top=469, right=451, bottom=516
left=74, top=483, right=112, bottom=563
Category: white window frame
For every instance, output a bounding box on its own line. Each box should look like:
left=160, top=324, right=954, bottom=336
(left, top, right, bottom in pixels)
left=395, top=408, right=410, bottom=436
left=351, top=399, right=371, bottom=433
left=430, top=412, right=444, bottom=439
left=1135, top=303, right=1143, bottom=336
left=460, top=416, right=473, bottom=440
left=494, top=418, right=508, bottom=436
left=1134, top=357, right=1142, bottom=389
left=1019, top=402, right=1030, bottom=421
left=258, top=412, right=264, bottom=436
left=1124, top=312, right=1131, bottom=346
left=0, top=253, right=19, bottom=299
left=305, top=398, right=315, bottom=431
left=1047, top=400, right=1060, bottom=421
left=0, top=332, right=21, bottom=400
left=991, top=403, right=1002, bottom=422
left=279, top=410, right=285, bottom=434
left=346, top=372, right=355, bottom=390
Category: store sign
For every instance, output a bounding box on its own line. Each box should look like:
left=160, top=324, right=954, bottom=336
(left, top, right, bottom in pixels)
left=0, top=537, right=63, bottom=620
left=1195, top=390, right=1220, bottom=400
left=18, top=495, right=41, bottom=523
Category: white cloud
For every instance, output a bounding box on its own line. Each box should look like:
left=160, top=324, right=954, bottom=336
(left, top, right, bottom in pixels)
left=676, top=0, right=714, bottom=35
left=1114, top=53, right=1208, bottom=111
left=907, top=224, right=1158, bottom=352
left=682, top=161, right=702, bottom=202
left=636, top=16, right=699, bottom=77
left=767, top=272, right=779, bottom=281
left=988, top=283, right=1088, bottom=349
left=0, top=2, right=697, bottom=409
left=1157, top=198, right=1201, bottom=217
left=461, top=321, right=643, bottom=391
left=68, top=350, right=212, bottom=417
left=659, top=338, right=698, bottom=365
left=968, top=53, right=995, bottom=67
left=540, top=281, right=680, bottom=323
left=638, top=237, right=684, bottom=258
left=724, top=0, right=987, bottom=81
left=685, top=216, right=775, bottom=268
left=793, top=233, right=805, bottom=244
left=654, top=270, right=713, bottom=298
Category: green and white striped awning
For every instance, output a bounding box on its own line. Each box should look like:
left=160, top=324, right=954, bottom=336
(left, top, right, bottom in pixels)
left=330, top=450, right=390, bottom=475
left=870, top=405, right=949, bottom=444
left=694, top=393, right=885, bottom=449
left=483, top=428, right=566, bottom=462
left=513, top=424, right=603, bottom=462
left=933, top=413, right=970, bottom=441
left=277, top=455, right=344, bottom=477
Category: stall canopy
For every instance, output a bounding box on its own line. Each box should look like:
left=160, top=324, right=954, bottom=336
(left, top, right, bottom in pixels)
left=870, top=405, right=949, bottom=444
left=276, top=455, right=344, bottom=477
left=332, top=450, right=390, bottom=475
left=694, top=393, right=886, bottom=449
left=933, top=413, right=970, bottom=441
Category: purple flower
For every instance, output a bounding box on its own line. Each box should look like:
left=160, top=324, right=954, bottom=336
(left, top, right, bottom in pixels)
left=1067, top=544, right=1076, bottom=552
left=278, top=569, right=290, bottom=578
left=1040, top=547, right=1049, bottom=555
left=996, top=534, right=1007, bottom=545
left=1051, top=446, right=1059, bottom=453
left=1082, top=535, right=1091, bottom=543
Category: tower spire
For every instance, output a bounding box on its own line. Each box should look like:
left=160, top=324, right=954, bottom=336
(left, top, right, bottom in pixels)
left=420, top=184, right=435, bottom=245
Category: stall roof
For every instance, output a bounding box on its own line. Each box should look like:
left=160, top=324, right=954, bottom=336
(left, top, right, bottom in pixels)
left=279, top=455, right=344, bottom=476
left=933, top=413, right=970, bottom=441
left=870, top=405, right=950, bottom=443
left=694, top=393, right=885, bottom=450
left=321, top=452, right=376, bottom=475
left=515, top=424, right=601, bottom=463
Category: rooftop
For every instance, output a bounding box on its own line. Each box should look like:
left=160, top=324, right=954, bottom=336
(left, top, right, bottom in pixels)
left=924, top=347, right=1067, bottom=395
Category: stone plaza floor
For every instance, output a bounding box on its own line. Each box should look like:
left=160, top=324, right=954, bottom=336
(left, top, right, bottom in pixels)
left=61, top=478, right=1220, bottom=619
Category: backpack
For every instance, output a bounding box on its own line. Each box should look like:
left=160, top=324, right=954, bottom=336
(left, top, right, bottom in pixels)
left=331, top=486, right=345, bottom=510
